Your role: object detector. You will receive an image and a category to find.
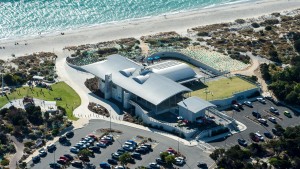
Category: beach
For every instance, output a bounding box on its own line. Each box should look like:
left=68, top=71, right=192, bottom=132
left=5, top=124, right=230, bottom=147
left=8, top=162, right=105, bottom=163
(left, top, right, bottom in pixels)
left=0, top=0, right=299, bottom=60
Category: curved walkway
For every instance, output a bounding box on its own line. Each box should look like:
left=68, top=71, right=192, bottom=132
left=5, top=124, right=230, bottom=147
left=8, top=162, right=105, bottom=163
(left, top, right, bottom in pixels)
left=8, top=135, right=24, bottom=169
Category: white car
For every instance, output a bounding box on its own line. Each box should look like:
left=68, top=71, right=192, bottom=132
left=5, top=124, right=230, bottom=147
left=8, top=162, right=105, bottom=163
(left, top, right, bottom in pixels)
left=174, top=157, right=185, bottom=165
left=268, top=117, right=276, bottom=123
left=257, top=97, right=266, bottom=103
left=258, top=118, right=267, bottom=124
left=244, top=101, right=253, bottom=107
left=255, top=132, right=264, bottom=141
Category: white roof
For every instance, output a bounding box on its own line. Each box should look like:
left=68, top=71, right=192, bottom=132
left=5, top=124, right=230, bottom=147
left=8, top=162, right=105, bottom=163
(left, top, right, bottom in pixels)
left=178, top=96, right=215, bottom=113
left=32, top=76, right=44, bottom=80
left=81, top=55, right=191, bottom=105
left=149, top=61, right=200, bottom=82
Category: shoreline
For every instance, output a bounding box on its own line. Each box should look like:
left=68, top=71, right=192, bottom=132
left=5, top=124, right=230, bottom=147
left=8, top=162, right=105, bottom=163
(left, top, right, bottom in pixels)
left=0, top=0, right=253, bottom=42
left=0, top=0, right=299, bottom=60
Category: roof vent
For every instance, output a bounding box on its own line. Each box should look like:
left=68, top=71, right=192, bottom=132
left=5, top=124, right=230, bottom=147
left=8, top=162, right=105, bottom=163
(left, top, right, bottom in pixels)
left=119, top=68, right=136, bottom=77
left=133, top=74, right=150, bottom=84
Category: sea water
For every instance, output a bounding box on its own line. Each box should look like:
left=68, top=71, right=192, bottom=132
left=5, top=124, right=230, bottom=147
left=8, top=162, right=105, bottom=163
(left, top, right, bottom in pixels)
left=0, top=0, right=248, bottom=40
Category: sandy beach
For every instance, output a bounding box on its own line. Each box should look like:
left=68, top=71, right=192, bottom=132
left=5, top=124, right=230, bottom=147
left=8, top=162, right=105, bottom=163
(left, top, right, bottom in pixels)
left=0, top=0, right=299, bottom=60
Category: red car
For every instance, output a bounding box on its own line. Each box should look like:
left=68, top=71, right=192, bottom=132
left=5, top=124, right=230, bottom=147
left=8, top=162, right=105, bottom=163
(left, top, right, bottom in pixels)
left=167, top=148, right=177, bottom=154
left=60, top=156, right=69, bottom=161
left=88, top=134, right=97, bottom=139
left=57, top=159, right=67, bottom=164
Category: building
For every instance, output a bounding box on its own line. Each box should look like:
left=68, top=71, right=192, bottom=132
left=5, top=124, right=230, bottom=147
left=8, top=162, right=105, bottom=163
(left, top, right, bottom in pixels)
left=177, top=96, right=215, bottom=122
left=81, top=54, right=202, bottom=114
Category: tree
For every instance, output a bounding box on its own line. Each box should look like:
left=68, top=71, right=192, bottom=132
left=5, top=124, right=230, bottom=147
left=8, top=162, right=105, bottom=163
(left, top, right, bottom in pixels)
left=78, top=149, right=92, bottom=158
left=165, top=155, right=175, bottom=164
left=160, top=152, right=169, bottom=161
left=210, top=148, right=225, bottom=161
left=0, top=158, right=9, bottom=166
left=119, top=152, right=133, bottom=166
left=295, top=39, right=300, bottom=53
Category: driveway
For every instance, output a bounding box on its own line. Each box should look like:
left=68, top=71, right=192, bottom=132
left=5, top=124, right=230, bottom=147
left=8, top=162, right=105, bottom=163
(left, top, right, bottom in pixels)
left=8, top=135, right=24, bottom=169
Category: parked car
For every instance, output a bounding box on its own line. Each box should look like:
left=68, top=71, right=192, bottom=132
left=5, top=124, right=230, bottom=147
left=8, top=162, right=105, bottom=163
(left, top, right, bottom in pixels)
left=197, top=162, right=208, bottom=168
left=107, top=158, right=118, bottom=165
left=123, top=144, right=134, bottom=151
left=96, top=142, right=107, bottom=148
left=66, top=131, right=74, bottom=138
left=100, top=162, right=111, bottom=168
left=114, top=166, right=125, bottom=169
left=70, top=147, right=79, bottom=154
left=131, top=152, right=141, bottom=159
left=47, top=143, right=56, bottom=151
left=64, top=154, right=74, bottom=161
left=257, top=97, right=266, bottom=104
left=244, top=101, right=253, bottom=107
left=232, top=104, right=240, bottom=111
left=57, top=159, right=67, bottom=165
left=111, top=152, right=121, bottom=159
left=270, top=107, right=279, bottom=115
left=264, top=132, right=273, bottom=139
left=284, top=111, right=292, bottom=118
left=39, top=148, right=47, bottom=157
left=32, top=155, right=40, bottom=163
left=89, top=146, right=100, bottom=152
left=71, top=161, right=82, bottom=167
left=237, top=138, right=248, bottom=147
left=149, top=162, right=161, bottom=169
left=252, top=111, right=261, bottom=118
left=156, top=157, right=166, bottom=165
left=174, top=157, right=185, bottom=165
left=255, top=133, right=264, bottom=141
left=258, top=118, right=267, bottom=124
left=268, top=117, right=276, bottom=123
left=49, top=162, right=61, bottom=169
left=59, top=136, right=67, bottom=143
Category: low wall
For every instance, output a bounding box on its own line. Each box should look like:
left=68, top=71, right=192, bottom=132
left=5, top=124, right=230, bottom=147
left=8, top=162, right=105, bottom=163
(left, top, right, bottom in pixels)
left=65, top=57, right=88, bottom=72
left=149, top=52, right=223, bottom=76
left=129, top=100, right=197, bottom=138
left=211, top=88, right=259, bottom=107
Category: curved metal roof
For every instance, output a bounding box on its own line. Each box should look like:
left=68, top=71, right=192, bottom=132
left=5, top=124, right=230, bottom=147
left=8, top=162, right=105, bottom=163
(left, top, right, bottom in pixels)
left=81, top=55, right=191, bottom=105
left=151, top=63, right=197, bottom=82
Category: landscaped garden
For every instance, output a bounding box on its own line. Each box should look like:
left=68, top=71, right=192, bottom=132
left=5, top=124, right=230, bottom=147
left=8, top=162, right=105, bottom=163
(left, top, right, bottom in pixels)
left=0, top=82, right=80, bottom=120
left=187, top=77, right=257, bottom=101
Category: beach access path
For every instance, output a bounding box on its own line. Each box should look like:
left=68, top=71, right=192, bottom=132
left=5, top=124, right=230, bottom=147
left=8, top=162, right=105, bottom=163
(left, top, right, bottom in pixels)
left=1, top=0, right=300, bottom=61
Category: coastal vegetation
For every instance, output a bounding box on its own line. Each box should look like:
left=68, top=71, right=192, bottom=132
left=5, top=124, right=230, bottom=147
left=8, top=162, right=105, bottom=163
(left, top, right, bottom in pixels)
left=192, top=11, right=300, bottom=64
left=0, top=104, right=72, bottom=163
left=260, top=56, right=300, bottom=105
left=0, top=52, right=57, bottom=86
left=210, top=125, right=300, bottom=169
left=0, top=82, right=81, bottom=120
left=65, top=38, right=141, bottom=66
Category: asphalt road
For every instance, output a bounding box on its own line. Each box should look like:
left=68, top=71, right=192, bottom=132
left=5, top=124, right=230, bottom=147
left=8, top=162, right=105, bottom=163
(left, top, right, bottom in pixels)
left=210, top=99, right=299, bottom=149
left=29, top=119, right=213, bottom=169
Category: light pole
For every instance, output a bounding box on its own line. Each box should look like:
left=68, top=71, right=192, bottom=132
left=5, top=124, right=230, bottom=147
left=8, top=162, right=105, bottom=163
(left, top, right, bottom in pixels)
left=204, top=88, right=210, bottom=101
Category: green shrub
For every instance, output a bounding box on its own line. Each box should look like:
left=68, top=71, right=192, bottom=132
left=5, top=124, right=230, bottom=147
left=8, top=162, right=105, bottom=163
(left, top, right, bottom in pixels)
left=235, top=19, right=246, bottom=24
left=197, top=32, right=209, bottom=36
left=265, top=26, right=272, bottom=31
left=0, top=158, right=9, bottom=166
left=251, top=22, right=260, bottom=28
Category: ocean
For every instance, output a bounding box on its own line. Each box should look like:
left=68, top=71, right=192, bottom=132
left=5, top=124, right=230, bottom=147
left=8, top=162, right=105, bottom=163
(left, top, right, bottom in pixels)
left=0, top=0, right=248, bottom=40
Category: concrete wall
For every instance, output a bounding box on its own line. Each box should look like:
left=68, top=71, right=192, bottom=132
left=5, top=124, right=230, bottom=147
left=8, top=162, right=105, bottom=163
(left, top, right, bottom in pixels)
left=211, top=88, right=259, bottom=107
left=149, top=52, right=223, bottom=76
left=129, top=100, right=197, bottom=138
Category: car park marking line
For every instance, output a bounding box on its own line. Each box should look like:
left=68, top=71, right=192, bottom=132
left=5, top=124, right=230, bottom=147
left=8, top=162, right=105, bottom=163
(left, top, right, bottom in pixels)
left=244, top=116, right=261, bottom=125
left=263, top=110, right=283, bottom=120
left=151, top=142, right=159, bottom=149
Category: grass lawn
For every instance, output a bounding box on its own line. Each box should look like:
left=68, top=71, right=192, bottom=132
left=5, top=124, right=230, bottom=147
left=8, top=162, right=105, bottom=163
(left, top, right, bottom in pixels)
left=0, top=82, right=80, bottom=120
left=190, top=77, right=257, bottom=100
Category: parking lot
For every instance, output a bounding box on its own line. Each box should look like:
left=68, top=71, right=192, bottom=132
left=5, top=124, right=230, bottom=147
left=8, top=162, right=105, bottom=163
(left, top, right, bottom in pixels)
left=210, top=99, right=300, bottom=149
left=29, top=119, right=213, bottom=169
